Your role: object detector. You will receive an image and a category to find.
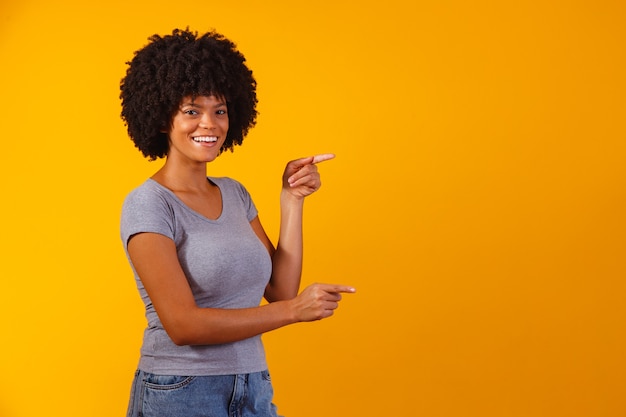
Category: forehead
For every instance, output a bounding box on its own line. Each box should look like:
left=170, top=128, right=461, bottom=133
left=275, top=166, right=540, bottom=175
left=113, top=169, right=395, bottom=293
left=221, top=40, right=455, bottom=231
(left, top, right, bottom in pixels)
left=180, top=94, right=227, bottom=106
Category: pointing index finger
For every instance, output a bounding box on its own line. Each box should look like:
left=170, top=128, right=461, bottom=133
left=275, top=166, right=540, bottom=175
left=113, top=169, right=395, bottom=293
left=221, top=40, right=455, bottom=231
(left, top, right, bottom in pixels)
left=312, top=153, right=336, bottom=164
left=320, top=284, right=356, bottom=294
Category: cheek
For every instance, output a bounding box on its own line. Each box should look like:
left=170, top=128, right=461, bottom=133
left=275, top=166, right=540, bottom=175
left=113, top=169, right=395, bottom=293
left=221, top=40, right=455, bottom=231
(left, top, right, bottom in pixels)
left=170, top=120, right=194, bottom=135
left=221, top=119, right=230, bottom=133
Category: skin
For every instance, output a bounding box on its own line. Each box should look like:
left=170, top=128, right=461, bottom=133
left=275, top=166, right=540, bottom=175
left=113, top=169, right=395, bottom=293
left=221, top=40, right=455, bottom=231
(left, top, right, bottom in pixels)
left=127, top=95, right=355, bottom=346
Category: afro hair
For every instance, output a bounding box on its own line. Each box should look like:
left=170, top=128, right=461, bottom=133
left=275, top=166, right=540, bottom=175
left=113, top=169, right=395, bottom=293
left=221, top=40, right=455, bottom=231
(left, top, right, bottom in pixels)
left=120, top=28, right=258, bottom=160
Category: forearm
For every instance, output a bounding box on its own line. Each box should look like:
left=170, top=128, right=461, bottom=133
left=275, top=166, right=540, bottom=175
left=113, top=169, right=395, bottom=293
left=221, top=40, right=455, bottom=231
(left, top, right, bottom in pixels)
left=168, top=281, right=355, bottom=346
left=265, top=191, right=305, bottom=301
left=167, top=300, right=297, bottom=346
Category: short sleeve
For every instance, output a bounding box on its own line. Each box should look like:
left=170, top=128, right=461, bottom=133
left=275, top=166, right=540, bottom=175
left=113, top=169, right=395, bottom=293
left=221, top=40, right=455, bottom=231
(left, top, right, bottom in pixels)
left=229, top=178, right=258, bottom=222
left=120, top=184, right=176, bottom=249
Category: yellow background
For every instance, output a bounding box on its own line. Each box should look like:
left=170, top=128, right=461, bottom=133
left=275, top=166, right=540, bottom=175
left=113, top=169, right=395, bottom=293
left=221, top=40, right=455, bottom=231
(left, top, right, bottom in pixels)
left=1, top=1, right=625, bottom=416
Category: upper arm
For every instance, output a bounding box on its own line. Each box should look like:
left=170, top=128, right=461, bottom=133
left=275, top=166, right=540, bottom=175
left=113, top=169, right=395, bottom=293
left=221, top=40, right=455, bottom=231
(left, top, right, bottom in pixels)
left=127, top=232, right=198, bottom=342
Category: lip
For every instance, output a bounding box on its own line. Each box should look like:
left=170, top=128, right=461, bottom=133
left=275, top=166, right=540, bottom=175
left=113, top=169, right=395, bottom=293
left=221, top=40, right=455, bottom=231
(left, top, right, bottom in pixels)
left=191, top=135, right=219, bottom=146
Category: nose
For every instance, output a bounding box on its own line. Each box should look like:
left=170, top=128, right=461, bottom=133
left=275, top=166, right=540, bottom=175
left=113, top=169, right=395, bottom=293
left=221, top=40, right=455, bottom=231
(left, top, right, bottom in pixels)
left=199, top=112, right=217, bottom=129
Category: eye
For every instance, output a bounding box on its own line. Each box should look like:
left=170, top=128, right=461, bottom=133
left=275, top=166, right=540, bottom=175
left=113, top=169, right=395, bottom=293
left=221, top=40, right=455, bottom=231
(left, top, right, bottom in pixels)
left=216, top=109, right=227, bottom=115
left=183, top=109, right=199, bottom=116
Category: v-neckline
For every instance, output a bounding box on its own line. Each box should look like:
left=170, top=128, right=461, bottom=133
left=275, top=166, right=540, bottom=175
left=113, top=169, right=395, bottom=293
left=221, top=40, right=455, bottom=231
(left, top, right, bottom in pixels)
left=148, top=177, right=224, bottom=222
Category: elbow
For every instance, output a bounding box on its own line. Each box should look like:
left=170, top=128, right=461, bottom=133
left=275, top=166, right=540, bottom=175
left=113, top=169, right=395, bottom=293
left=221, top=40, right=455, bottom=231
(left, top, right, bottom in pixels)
left=265, top=287, right=298, bottom=303
left=265, top=279, right=299, bottom=303
left=165, top=326, right=195, bottom=346
left=162, top=317, right=202, bottom=346
left=169, top=332, right=193, bottom=346
left=163, top=318, right=225, bottom=346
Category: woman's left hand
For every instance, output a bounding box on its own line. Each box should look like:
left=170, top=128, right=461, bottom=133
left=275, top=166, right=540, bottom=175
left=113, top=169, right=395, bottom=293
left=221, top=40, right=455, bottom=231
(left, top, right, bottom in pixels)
left=282, top=153, right=335, bottom=199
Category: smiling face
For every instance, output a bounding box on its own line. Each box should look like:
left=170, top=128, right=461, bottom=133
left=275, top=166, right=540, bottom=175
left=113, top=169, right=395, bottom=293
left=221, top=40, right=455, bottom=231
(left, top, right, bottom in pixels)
left=165, top=95, right=229, bottom=165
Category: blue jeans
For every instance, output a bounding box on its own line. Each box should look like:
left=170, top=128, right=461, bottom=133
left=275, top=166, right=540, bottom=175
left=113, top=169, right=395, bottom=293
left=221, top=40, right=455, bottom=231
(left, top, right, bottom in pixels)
left=126, top=369, right=282, bottom=417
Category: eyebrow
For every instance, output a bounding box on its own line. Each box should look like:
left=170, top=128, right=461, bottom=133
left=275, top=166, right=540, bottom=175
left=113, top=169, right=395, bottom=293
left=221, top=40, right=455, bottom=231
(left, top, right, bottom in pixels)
left=181, top=100, right=227, bottom=108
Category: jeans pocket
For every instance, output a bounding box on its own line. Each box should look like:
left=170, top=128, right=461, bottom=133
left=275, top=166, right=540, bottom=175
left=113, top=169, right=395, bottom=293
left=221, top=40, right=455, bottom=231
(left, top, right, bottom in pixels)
left=261, top=370, right=272, bottom=382
left=143, top=373, right=195, bottom=391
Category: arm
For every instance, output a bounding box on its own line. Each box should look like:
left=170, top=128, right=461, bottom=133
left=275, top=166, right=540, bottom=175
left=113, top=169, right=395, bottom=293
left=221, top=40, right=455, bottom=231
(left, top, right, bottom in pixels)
left=262, top=154, right=335, bottom=302
left=128, top=231, right=354, bottom=346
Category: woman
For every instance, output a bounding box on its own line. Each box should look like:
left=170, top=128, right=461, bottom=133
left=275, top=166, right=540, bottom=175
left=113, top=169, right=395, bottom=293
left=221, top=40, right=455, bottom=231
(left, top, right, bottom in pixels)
left=119, top=28, right=354, bottom=417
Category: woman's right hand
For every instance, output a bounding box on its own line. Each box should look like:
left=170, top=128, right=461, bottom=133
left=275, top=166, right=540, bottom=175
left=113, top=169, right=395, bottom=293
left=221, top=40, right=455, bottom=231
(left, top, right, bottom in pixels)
left=289, top=283, right=356, bottom=322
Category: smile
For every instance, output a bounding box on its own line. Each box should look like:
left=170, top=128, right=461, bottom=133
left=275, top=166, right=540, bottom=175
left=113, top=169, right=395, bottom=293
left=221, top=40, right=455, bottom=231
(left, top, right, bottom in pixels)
left=192, top=136, right=218, bottom=143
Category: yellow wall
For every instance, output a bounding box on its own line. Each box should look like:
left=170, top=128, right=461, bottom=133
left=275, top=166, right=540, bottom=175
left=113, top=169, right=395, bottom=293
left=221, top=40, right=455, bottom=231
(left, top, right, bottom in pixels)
left=1, top=1, right=625, bottom=416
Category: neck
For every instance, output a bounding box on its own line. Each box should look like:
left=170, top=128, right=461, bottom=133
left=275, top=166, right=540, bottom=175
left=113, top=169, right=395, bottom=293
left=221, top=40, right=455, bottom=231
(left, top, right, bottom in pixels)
left=152, top=158, right=211, bottom=193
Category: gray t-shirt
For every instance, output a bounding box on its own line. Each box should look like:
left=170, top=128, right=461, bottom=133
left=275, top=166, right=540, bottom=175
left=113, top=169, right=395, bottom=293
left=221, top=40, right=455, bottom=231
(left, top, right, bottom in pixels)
left=120, top=177, right=272, bottom=375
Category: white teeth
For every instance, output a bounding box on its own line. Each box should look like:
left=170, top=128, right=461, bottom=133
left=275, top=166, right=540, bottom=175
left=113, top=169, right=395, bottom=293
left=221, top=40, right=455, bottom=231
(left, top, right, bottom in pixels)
left=193, top=136, right=218, bottom=143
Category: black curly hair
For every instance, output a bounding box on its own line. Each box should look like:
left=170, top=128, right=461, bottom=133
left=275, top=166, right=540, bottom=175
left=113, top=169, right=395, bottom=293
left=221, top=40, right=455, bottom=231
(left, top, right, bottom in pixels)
left=120, top=28, right=258, bottom=160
